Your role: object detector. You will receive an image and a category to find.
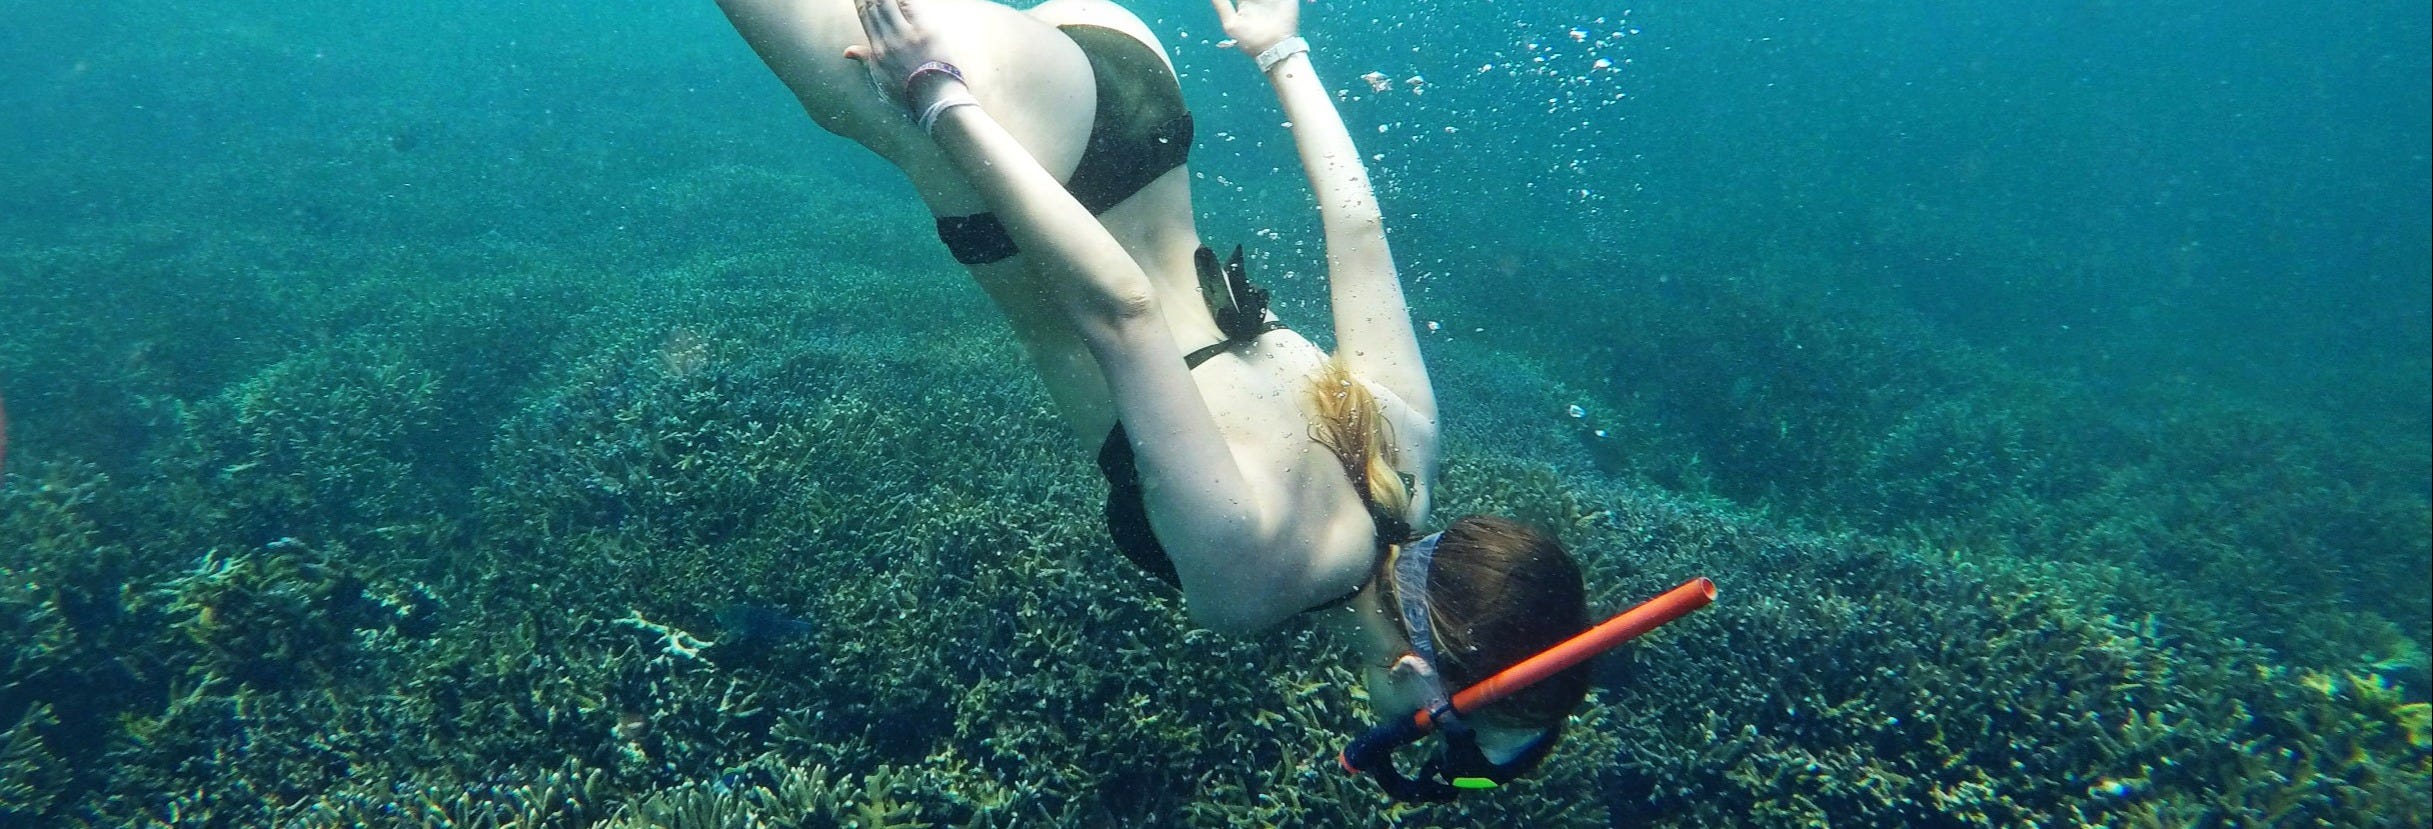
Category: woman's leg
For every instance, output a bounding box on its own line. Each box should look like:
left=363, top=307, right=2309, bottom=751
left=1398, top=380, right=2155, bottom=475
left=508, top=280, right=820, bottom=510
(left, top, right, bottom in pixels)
left=716, top=0, right=1097, bottom=215
left=719, top=0, right=1129, bottom=439
left=1022, top=0, right=1170, bottom=71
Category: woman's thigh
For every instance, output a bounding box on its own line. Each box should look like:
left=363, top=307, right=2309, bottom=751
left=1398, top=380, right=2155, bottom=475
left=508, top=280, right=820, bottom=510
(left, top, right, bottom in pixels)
left=718, top=0, right=1099, bottom=215
left=1022, top=0, right=1169, bottom=69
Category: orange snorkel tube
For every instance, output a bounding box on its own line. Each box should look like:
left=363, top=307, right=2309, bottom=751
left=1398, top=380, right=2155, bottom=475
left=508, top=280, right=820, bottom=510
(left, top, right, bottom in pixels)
left=1339, top=577, right=1717, bottom=798
left=1431, top=576, right=1714, bottom=730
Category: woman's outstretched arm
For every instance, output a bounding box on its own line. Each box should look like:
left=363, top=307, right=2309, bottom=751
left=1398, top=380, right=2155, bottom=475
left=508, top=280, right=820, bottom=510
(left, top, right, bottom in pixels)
left=1212, top=0, right=1437, bottom=428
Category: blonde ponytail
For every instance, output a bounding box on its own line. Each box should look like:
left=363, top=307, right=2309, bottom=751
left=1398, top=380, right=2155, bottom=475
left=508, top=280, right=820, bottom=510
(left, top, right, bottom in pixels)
left=1307, top=357, right=1413, bottom=534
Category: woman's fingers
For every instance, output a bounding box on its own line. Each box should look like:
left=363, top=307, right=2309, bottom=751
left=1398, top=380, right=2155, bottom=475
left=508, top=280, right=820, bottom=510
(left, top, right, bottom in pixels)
left=851, top=0, right=909, bottom=66
left=845, top=0, right=941, bottom=98
left=858, top=0, right=910, bottom=41
left=1207, top=0, right=1237, bottom=28
left=855, top=0, right=887, bottom=41
left=872, top=0, right=909, bottom=33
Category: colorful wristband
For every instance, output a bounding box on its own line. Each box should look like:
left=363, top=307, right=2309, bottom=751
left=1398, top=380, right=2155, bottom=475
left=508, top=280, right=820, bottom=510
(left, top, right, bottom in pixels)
left=904, top=60, right=967, bottom=103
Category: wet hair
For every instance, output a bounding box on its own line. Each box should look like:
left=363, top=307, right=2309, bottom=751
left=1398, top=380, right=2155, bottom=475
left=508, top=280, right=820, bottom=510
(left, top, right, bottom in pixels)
left=1306, top=356, right=1413, bottom=529
left=1306, top=360, right=1590, bottom=728
left=1386, top=515, right=1592, bottom=731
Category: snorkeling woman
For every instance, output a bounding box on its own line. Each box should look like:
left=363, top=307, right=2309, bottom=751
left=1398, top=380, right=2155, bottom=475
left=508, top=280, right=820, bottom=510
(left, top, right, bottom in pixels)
left=717, top=0, right=1597, bottom=799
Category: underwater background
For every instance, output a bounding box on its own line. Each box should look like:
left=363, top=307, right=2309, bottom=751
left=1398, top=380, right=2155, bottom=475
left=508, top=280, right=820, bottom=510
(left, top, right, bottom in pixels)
left=1, top=0, right=2427, bottom=825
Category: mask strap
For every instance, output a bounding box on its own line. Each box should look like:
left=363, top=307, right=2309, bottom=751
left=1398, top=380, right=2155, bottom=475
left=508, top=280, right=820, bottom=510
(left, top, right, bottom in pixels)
left=1392, top=531, right=1453, bottom=714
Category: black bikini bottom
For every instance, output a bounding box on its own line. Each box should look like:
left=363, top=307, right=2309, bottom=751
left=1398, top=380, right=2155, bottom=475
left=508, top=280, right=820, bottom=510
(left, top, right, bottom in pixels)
left=934, top=24, right=1194, bottom=265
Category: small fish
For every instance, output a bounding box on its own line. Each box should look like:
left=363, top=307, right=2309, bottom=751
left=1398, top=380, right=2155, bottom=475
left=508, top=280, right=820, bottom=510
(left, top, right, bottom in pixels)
left=712, top=602, right=815, bottom=644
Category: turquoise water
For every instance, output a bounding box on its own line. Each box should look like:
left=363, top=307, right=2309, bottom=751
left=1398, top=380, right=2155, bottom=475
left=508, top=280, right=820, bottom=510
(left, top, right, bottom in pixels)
left=1, top=0, right=2426, bottom=825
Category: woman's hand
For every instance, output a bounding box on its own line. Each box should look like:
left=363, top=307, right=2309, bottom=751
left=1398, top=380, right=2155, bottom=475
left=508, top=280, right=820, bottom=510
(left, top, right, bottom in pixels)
left=842, top=0, right=966, bottom=108
left=1208, top=0, right=1300, bottom=57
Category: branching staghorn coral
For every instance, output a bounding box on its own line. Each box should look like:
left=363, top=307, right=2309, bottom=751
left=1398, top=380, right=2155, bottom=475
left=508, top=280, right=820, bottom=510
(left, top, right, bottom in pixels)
left=0, top=228, right=2419, bottom=826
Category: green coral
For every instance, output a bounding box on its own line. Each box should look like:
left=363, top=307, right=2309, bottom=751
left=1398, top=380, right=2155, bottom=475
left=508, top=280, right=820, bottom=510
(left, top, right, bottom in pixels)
left=2398, top=703, right=2433, bottom=751
left=607, top=760, right=929, bottom=829
left=159, top=539, right=435, bottom=689
left=1450, top=252, right=2430, bottom=678
left=0, top=702, right=64, bottom=820
left=0, top=184, right=2421, bottom=827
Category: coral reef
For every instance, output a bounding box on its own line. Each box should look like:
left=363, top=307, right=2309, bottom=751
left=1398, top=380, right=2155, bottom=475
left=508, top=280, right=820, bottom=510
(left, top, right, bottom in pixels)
left=0, top=202, right=2424, bottom=827
left=1438, top=261, right=2431, bottom=675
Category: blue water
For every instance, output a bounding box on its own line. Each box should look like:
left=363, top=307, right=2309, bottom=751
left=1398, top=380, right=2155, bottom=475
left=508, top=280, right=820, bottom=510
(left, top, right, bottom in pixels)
left=1, top=0, right=2427, bottom=824
left=7, top=0, right=2423, bottom=433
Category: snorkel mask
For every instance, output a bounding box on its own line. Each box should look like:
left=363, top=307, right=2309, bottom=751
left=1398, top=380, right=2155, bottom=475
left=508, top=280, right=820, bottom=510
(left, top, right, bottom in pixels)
left=1338, top=531, right=1717, bottom=803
